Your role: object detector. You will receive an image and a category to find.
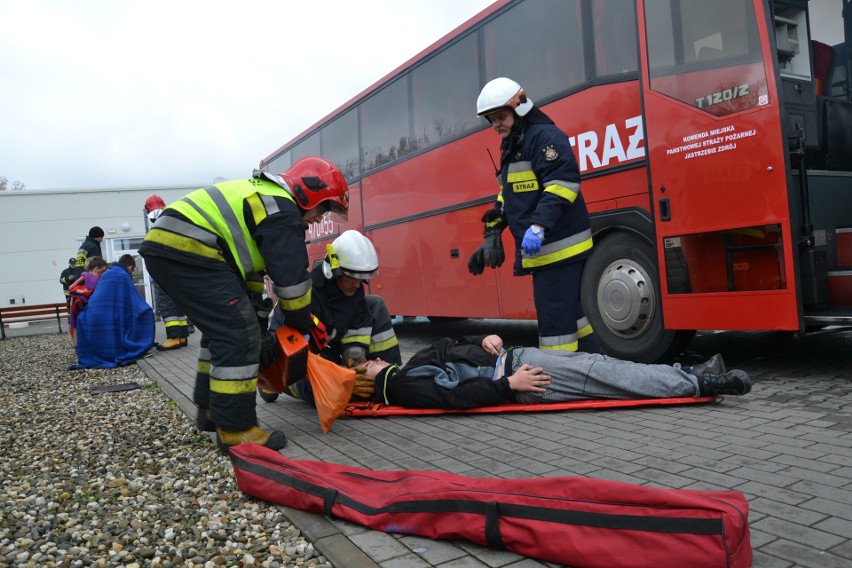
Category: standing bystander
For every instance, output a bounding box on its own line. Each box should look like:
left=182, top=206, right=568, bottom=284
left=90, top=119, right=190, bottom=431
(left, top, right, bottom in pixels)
left=59, top=257, right=77, bottom=307
left=75, top=226, right=104, bottom=278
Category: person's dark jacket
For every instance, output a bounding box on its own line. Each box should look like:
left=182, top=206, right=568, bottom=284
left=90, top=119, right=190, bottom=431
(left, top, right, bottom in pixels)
left=310, top=265, right=373, bottom=363
left=373, top=335, right=515, bottom=409
left=75, top=237, right=103, bottom=277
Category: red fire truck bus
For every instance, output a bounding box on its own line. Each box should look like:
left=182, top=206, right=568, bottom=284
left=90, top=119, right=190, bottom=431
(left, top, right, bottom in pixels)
left=260, top=0, right=851, bottom=362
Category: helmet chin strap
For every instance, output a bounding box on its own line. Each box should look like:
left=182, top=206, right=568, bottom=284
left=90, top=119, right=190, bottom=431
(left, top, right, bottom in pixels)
left=323, top=243, right=341, bottom=279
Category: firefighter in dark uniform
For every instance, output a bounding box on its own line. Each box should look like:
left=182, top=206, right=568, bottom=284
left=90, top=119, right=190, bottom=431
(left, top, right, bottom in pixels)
left=59, top=257, right=77, bottom=307
left=75, top=226, right=104, bottom=278
left=139, top=157, right=349, bottom=453
left=469, top=77, right=601, bottom=355
left=265, top=230, right=401, bottom=404
left=144, top=195, right=189, bottom=351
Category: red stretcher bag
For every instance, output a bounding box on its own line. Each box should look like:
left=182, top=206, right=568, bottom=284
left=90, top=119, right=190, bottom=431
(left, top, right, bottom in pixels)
left=230, top=443, right=752, bottom=568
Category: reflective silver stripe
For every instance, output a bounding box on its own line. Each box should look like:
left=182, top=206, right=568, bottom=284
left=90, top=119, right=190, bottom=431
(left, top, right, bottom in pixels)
left=524, top=228, right=593, bottom=258
left=204, top=186, right=255, bottom=275
left=260, top=194, right=280, bottom=216
left=177, top=191, right=222, bottom=235
left=343, top=326, right=372, bottom=340
left=342, top=345, right=367, bottom=361
left=507, top=161, right=532, bottom=173
left=163, top=316, right=182, bottom=324
left=210, top=363, right=258, bottom=380
left=371, top=328, right=397, bottom=344
left=154, top=215, right=220, bottom=248
left=577, top=316, right=591, bottom=329
left=539, top=332, right=578, bottom=347
left=273, top=279, right=311, bottom=301
left=199, top=347, right=211, bottom=360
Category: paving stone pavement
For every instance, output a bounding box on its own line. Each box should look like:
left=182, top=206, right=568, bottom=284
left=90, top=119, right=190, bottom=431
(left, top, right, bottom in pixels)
left=127, top=318, right=852, bottom=568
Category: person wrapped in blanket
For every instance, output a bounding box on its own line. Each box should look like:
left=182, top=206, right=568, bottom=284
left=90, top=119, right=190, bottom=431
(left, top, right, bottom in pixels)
left=354, top=335, right=751, bottom=410
left=71, top=254, right=155, bottom=369
left=68, top=256, right=109, bottom=345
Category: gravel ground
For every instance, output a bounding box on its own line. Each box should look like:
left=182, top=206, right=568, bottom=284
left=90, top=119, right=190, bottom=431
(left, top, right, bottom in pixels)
left=0, top=334, right=332, bottom=568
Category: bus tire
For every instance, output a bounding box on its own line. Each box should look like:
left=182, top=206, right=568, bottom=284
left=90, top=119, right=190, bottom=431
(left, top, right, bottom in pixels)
left=580, top=233, right=694, bottom=363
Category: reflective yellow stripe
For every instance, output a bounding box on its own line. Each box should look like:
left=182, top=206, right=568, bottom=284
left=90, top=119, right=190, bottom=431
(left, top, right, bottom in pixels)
left=543, top=181, right=579, bottom=203
left=540, top=341, right=579, bottom=353
left=163, top=320, right=181, bottom=329
left=522, top=236, right=593, bottom=269
left=246, top=193, right=266, bottom=226
left=146, top=227, right=224, bottom=261
left=370, top=335, right=399, bottom=353
left=341, top=334, right=370, bottom=346
left=209, top=377, right=258, bottom=395
left=278, top=290, right=311, bottom=311
left=196, top=360, right=211, bottom=374
left=577, top=318, right=594, bottom=339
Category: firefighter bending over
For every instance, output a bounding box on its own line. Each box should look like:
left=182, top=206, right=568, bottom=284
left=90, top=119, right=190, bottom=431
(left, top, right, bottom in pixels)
left=139, top=157, right=349, bottom=453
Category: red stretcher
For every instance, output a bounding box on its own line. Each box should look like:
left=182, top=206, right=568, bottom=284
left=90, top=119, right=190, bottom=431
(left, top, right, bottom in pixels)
left=343, top=395, right=718, bottom=417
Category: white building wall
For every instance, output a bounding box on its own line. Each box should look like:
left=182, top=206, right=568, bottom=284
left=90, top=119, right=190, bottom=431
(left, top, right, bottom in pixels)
left=0, top=185, right=199, bottom=308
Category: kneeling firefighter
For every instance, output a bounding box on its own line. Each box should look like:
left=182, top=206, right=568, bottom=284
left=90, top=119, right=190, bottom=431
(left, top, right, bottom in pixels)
left=266, top=229, right=402, bottom=404
left=139, top=157, right=349, bottom=453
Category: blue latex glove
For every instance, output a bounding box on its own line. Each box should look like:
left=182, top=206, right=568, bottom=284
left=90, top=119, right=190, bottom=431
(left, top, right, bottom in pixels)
left=521, top=226, right=544, bottom=255
left=303, top=334, right=311, bottom=344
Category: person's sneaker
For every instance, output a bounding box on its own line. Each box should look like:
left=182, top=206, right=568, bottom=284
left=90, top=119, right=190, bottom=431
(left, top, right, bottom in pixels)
left=216, top=426, right=287, bottom=454
left=697, top=369, right=752, bottom=397
left=683, top=353, right=725, bottom=377
left=196, top=407, right=215, bottom=432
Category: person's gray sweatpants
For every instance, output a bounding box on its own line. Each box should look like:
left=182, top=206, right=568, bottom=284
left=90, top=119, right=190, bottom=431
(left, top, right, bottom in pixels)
left=509, top=347, right=700, bottom=403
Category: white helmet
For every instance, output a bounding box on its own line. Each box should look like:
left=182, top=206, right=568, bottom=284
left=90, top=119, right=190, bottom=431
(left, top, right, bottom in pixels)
left=476, top=77, right=534, bottom=117
left=147, top=209, right=163, bottom=223
left=322, top=230, right=379, bottom=281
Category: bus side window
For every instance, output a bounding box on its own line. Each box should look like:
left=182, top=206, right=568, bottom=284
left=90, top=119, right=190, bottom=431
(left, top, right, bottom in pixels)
left=592, top=2, right=638, bottom=76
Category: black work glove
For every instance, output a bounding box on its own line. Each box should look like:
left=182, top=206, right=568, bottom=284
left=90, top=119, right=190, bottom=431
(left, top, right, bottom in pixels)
left=250, top=293, right=274, bottom=330
left=259, top=331, right=278, bottom=370
left=467, top=246, right=485, bottom=276
left=481, top=227, right=505, bottom=269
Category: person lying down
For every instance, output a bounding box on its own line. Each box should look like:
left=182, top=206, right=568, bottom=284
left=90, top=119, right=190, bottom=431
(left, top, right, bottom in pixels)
left=353, top=334, right=751, bottom=410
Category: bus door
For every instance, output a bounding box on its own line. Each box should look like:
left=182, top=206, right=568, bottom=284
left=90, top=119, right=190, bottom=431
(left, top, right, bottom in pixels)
left=638, top=0, right=800, bottom=331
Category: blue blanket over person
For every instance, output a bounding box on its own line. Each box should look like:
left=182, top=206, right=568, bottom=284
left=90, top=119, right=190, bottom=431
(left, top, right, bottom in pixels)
left=74, top=264, right=155, bottom=368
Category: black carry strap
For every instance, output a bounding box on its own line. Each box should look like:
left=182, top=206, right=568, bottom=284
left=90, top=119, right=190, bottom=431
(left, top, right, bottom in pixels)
left=231, top=451, right=724, bottom=537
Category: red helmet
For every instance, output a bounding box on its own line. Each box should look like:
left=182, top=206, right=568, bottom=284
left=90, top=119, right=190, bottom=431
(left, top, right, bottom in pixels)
left=144, top=194, right=166, bottom=213
left=279, top=156, right=349, bottom=221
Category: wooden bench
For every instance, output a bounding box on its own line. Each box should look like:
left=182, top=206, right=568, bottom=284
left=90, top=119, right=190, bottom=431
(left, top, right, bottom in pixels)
left=0, top=302, right=69, bottom=340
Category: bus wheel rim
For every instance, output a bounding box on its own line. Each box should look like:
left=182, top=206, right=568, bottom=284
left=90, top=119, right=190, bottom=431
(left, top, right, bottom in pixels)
left=596, top=259, right=655, bottom=339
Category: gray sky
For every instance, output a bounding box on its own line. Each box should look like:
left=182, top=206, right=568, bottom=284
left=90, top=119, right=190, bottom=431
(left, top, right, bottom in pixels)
left=0, top=0, right=494, bottom=190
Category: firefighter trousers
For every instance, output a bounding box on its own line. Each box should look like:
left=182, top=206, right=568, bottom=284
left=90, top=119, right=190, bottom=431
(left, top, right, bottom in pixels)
left=152, top=280, right=188, bottom=340
left=532, top=261, right=601, bottom=354
left=142, top=255, right=261, bottom=430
